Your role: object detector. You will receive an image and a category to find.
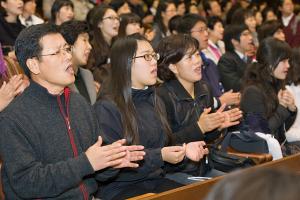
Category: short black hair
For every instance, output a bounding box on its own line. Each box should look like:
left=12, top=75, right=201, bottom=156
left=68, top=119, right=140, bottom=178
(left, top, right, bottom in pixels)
left=224, top=24, right=249, bottom=52
left=109, top=0, right=127, bottom=12
left=177, top=14, right=207, bottom=34
left=168, top=15, right=182, bottom=34
left=202, top=0, right=219, bottom=15
left=156, top=34, right=199, bottom=81
left=60, top=20, right=89, bottom=45
left=51, top=0, right=74, bottom=23
left=257, top=20, right=283, bottom=43
left=231, top=8, right=255, bottom=25
left=15, top=24, right=60, bottom=77
left=118, top=13, right=141, bottom=38
left=207, top=16, right=223, bottom=30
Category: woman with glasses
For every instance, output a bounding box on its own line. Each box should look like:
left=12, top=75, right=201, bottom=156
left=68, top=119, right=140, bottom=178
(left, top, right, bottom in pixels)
left=86, top=4, right=120, bottom=85
left=93, top=33, right=208, bottom=200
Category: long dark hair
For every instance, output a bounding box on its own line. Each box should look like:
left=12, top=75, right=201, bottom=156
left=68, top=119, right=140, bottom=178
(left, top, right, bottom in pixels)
left=242, top=37, right=291, bottom=117
left=288, top=48, right=300, bottom=86
left=99, top=34, right=173, bottom=145
left=156, top=34, right=199, bottom=81
left=154, top=0, right=175, bottom=35
left=86, top=5, right=112, bottom=77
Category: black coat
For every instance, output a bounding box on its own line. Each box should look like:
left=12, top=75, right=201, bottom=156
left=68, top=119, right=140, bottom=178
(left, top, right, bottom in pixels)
left=94, top=87, right=184, bottom=199
left=241, top=84, right=297, bottom=143
left=0, top=13, right=24, bottom=55
left=157, top=79, right=221, bottom=144
left=218, top=51, right=248, bottom=92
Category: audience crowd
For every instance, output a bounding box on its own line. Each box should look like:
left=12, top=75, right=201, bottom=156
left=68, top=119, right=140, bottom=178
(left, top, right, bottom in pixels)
left=1, top=0, right=300, bottom=199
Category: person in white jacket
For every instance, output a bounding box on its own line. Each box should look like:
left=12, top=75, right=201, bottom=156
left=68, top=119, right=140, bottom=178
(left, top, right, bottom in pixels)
left=285, top=48, right=300, bottom=151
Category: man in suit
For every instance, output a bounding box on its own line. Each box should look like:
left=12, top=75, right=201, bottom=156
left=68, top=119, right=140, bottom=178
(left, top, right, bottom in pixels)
left=218, top=24, right=253, bottom=92
left=60, top=20, right=99, bottom=104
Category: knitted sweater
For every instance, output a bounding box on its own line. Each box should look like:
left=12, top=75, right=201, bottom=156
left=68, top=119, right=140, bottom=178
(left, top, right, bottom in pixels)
left=0, top=81, right=100, bottom=199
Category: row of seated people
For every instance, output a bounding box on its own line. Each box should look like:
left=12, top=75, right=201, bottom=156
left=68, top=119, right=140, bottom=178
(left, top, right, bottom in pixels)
left=1, top=0, right=300, bottom=88
left=0, top=19, right=298, bottom=199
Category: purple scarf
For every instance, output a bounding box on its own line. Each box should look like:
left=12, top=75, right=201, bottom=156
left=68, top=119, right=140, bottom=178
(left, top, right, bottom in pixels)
left=0, top=43, right=7, bottom=76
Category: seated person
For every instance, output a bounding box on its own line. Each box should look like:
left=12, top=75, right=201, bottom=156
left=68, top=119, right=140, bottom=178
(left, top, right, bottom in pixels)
left=285, top=48, right=300, bottom=153
left=0, top=43, right=28, bottom=112
left=50, top=0, right=74, bottom=25
left=257, top=20, right=285, bottom=43
left=240, top=38, right=296, bottom=145
left=60, top=20, right=98, bottom=104
left=218, top=24, right=254, bottom=92
left=93, top=34, right=209, bottom=200
left=0, top=0, right=25, bottom=55
left=202, top=16, right=225, bottom=65
left=0, top=24, right=144, bottom=199
left=118, top=13, right=142, bottom=38
left=156, top=34, right=242, bottom=181
left=178, top=14, right=240, bottom=107
left=19, top=0, right=44, bottom=27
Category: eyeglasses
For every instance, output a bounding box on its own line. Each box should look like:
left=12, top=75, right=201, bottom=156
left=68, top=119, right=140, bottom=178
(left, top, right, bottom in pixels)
left=190, top=27, right=208, bottom=33
left=132, top=53, right=160, bottom=61
left=39, top=45, right=72, bottom=57
left=102, top=16, right=120, bottom=21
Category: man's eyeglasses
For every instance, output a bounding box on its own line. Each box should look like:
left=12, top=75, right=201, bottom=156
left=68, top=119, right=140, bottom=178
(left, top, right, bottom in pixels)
left=190, top=27, right=208, bottom=33
left=132, top=53, right=160, bottom=61
left=39, top=45, right=72, bottom=57
left=102, top=16, right=120, bottom=21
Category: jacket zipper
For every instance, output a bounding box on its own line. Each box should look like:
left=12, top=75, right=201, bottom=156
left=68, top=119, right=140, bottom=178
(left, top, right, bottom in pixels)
left=57, top=87, right=89, bottom=200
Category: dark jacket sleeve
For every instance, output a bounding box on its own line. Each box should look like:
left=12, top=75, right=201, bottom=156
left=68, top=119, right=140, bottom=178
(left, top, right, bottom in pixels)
left=268, top=105, right=297, bottom=133
left=218, top=54, right=242, bottom=92
left=94, top=101, right=164, bottom=178
left=241, top=86, right=296, bottom=134
left=0, top=117, right=95, bottom=199
left=157, top=85, right=221, bottom=144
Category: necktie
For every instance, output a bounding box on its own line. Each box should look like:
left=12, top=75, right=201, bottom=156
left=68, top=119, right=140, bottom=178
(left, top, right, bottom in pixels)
left=209, top=44, right=221, bottom=60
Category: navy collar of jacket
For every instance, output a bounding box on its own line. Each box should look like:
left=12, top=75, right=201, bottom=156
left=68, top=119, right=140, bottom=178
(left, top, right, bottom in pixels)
left=132, top=86, right=154, bottom=101
left=165, top=79, right=209, bottom=101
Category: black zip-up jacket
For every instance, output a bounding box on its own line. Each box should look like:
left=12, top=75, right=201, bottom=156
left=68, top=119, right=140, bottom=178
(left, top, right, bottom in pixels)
left=157, top=79, right=221, bottom=144
left=0, top=81, right=113, bottom=199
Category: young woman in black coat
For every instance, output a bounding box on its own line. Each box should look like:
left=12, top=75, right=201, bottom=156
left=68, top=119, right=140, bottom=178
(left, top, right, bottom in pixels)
left=156, top=34, right=242, bottom=181
left=240, top=37, right=297, bottom=145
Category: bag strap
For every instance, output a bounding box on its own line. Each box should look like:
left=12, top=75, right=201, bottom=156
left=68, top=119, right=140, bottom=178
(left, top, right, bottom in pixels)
left=210, top=129, right=233, bottom=152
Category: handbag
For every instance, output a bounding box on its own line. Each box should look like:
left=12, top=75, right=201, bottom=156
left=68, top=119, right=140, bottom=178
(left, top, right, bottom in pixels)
left=208, top=146, right=255, bottom=173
